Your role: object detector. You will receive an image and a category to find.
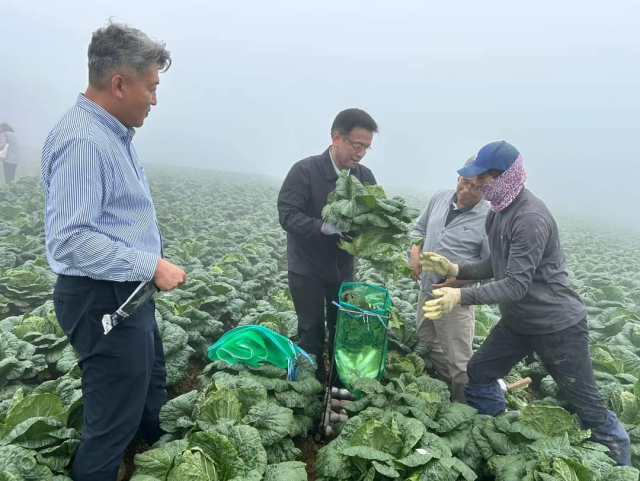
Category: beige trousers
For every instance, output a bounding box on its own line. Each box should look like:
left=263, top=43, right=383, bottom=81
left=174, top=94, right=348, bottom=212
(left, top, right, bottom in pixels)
left=417, top=291, right=474, bottom=403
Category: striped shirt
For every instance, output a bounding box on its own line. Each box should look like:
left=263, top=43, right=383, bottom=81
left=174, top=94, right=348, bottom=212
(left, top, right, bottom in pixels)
left=41, top=94, right=162, bottom=282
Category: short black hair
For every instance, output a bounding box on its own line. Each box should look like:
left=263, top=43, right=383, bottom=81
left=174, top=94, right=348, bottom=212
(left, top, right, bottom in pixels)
left=487, top=169, right=505, bottom=178
left=330, top=108, right=378, bottom=137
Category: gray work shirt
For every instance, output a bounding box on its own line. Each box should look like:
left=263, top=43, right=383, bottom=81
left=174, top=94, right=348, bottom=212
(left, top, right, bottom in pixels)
left=411, top=189, right=490, bottom=294
left=459, top=189, right=586, bottom=335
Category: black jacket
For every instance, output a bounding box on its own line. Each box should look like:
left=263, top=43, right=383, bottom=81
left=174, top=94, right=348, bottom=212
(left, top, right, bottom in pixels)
left=277, top=148, right=377, bottom=284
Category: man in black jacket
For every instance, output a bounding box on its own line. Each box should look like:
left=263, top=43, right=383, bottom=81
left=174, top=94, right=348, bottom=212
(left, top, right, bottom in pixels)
left=277, top=108, right=378, bottom=382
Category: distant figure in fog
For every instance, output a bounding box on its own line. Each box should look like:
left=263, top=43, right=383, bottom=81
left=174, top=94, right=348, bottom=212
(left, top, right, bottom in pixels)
left=0, top=123, right=20, bottom=183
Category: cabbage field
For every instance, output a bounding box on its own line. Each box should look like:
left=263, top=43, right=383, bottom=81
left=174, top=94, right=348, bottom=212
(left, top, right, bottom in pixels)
left=1, top=168, right=640, bottom=480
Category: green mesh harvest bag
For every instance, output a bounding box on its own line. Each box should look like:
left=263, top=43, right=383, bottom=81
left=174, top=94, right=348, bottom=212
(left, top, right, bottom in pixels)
left=207, top=325, right=313, bottom=381
left=333, top=282, right=390, bottom=396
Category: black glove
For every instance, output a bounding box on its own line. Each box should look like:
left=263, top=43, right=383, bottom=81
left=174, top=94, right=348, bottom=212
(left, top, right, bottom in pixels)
left=338, top=231, right=355, bottom=242
left=322, top=223, right=354, bottom=242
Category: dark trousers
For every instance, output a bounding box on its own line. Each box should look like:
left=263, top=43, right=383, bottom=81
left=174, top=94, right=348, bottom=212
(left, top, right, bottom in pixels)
left=3, top=162, right=16, bottom=183
left=466, top=318, right=607, bottom=427
left=53, top=275, right=167, bottom=481
left=288, top=272, right=340, bottom=382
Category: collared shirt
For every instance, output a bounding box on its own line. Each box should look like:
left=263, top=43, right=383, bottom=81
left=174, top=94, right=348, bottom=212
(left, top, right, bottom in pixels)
left=411, top=189, right=490, bottom=293
left=41, top=94, right=162, bottom=282
left=329, top=147, right=341, bottom=175
left=444, top=195, right=473, bottom=227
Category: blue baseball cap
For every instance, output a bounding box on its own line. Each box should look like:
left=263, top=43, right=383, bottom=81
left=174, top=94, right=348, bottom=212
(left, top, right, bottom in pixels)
left=457, top=141, right=520, bottom=178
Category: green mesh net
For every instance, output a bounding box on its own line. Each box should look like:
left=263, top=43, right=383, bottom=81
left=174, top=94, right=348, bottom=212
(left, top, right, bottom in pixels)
left=334, top=282, right=390, bottom=397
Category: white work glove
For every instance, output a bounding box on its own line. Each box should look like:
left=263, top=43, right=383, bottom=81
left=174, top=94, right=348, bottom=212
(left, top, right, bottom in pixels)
left=420, top=252, right=459, bottom=278
left=422, top=288, right=462, bottom=320
left=321, top=222, right=354, bottom=242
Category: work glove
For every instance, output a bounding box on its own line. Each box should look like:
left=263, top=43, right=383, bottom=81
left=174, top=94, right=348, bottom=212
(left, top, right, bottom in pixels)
left=422, top=288, right=462, bottom=320
left=321, top=222, right=354, bottom=242
left=420, top=252, right=459, bottom=278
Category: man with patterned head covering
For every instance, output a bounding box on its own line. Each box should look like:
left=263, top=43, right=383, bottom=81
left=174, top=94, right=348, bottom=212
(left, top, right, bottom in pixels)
left=419, top=141, right=631, bottom=466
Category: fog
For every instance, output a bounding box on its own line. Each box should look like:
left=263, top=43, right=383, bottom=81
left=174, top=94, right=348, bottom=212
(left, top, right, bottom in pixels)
left=1, top=0, right=638, bottom=227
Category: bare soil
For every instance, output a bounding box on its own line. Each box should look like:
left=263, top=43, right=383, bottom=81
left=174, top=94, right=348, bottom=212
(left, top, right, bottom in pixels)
left=296, top=434, right=330, bottom=481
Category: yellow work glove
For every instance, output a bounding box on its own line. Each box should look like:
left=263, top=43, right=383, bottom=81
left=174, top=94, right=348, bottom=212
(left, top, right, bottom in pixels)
left=422, top=288, right=462, bottom=320
left=419, top=252, right=459, bottom=278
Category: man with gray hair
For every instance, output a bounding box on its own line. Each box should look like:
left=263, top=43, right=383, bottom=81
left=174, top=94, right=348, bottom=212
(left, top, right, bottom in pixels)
left=41, top=21, right=185, bottom=480
left=408, top=155, right=490, bottom=403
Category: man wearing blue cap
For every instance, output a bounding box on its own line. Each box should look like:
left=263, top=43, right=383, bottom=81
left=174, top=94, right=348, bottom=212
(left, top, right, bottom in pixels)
left=419, top=141, right=631, bottom=466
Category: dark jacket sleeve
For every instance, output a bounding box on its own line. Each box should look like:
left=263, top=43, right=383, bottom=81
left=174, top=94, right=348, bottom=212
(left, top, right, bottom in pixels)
left=367, top=168, right=377, bottom=186
left=458, top=256, right=494, bottom=281
left=277, top=162, right=324, bottom=240
left=460, top=213, right=551, bottom=306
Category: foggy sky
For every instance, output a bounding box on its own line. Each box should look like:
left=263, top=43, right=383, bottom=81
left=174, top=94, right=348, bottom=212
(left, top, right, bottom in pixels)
left=1, top=0, right=638, bottom=227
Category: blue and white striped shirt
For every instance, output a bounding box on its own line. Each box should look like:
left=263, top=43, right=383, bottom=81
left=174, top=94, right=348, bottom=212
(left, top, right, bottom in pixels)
left=41, top=94, right=162, bottom=282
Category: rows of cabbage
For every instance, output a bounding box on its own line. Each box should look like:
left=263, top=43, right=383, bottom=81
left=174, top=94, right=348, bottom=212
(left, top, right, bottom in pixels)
left=0, top=172, right=318, bottom=479
left=2, top=171, right=640, bottom=480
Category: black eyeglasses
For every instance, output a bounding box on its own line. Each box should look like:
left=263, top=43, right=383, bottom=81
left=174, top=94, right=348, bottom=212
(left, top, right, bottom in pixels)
left=343, top=135, right=372, bottom=152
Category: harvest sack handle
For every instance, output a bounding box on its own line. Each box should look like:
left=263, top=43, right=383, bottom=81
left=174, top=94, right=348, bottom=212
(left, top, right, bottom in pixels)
left=331, top=301, right=389, bottom=330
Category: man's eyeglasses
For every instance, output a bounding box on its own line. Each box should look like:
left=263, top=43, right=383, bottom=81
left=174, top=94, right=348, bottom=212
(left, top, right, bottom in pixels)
left=343, top=135, right=372, bottom=152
